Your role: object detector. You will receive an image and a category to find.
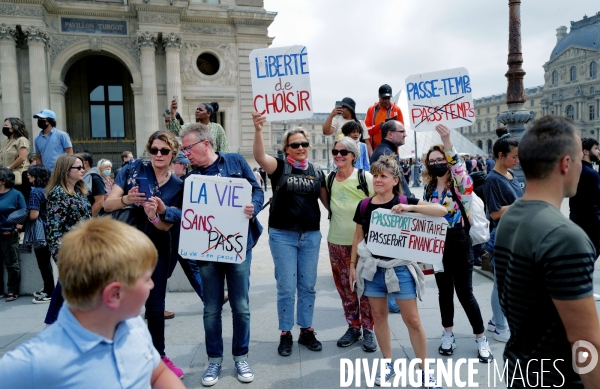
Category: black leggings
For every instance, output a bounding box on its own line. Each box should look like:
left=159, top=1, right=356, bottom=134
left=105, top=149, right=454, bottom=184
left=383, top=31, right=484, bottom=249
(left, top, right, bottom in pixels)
left=434, top=228, right=484, bottom=334
left=34, top=246, right=55, bottom=296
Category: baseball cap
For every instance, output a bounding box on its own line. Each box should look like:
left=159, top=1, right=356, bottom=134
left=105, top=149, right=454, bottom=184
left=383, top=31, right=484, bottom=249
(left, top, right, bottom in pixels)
left=174, top=151, right=190, bottom=165
left=33, top=109, right=57, bottom=120
left=378, top=84, right=392, bottom=98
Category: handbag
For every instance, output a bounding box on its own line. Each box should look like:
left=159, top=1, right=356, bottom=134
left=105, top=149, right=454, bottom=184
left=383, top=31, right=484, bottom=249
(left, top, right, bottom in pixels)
left=449, top=180, right=490, bottom=245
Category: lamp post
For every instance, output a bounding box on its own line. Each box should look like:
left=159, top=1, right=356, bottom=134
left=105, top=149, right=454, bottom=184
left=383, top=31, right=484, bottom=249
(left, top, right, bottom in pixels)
left=412, top=131, right=421, bottom=187
left=497, top=0, right=535, bottom=188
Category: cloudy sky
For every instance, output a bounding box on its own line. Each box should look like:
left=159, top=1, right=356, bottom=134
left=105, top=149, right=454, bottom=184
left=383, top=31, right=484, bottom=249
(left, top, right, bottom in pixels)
left=262, top=0, right=596, bottom=113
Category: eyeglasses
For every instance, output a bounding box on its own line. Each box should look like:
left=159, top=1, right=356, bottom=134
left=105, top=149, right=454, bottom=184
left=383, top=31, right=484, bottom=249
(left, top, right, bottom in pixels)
left=149, top=148, right=172, bottom=156
left=181, top=140, right=203, bottom=154
left=70, top=166, right=84, bottom=171
left=174, top=161, right=188, bottom=166
left=428, top=158, right=447, bottom=165
left=331, top=149, right=350, bottom=156
left=288, top=142, right=310, bottom=149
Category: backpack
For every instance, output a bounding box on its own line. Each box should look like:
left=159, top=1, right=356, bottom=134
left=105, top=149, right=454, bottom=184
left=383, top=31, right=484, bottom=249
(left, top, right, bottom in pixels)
left=358, top=195, right=408, bottom=224
left=82, top=167, right=102, bottom=193
left=448, top=180, right=490, bottom=245
left=326, top=169, right=369, bottom=219
left=269, top=161, right=324, bottom=213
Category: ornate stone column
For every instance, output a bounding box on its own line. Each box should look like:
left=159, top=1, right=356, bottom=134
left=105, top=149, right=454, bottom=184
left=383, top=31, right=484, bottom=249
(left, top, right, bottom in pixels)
left=0, top=24, right=21, bottom=119
left=137, top=31, right=159, bottom=134
left=163, top=32, right=182, bottom=110
left=24, top=26, right=50, bottom=131
left=497, top=0, right=535, bottom=187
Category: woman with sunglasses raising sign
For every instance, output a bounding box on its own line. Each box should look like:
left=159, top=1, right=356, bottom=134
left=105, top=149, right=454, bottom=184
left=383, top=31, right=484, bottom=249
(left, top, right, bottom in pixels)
left=104, top=130, right=185, bottom=378
left=252, top=112, right=329, bottom=357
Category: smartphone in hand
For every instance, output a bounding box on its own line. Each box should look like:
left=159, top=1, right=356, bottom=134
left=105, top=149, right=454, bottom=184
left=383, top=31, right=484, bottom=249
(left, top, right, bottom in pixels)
left=136, top=177, right=151, bottom=200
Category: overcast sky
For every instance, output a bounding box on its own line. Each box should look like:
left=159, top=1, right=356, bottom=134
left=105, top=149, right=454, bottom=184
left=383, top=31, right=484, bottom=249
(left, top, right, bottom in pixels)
left=262, top=0, right=596, bottom=113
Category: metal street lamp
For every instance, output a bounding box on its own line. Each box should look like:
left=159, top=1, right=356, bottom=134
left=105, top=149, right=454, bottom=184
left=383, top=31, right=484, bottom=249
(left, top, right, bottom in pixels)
left=497, top=0, right=536, bottom=188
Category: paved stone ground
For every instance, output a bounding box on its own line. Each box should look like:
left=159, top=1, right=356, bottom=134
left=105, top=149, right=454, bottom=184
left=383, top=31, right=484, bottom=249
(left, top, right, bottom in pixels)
left=1, top=186, right=599, bottom=389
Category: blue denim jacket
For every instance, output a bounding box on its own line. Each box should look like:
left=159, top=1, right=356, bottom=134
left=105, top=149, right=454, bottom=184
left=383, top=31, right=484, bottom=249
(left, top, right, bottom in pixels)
left=173, top=152, right=264, bottom=249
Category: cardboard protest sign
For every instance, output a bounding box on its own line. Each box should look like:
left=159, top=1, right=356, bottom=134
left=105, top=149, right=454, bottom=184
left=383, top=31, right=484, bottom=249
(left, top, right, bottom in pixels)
left=249, top=45, right=313, bottom=121
left=405, top=67, right=475, bottom=132
left=366, top=209, right=447, bottom=265
left=179, top=175, right=251, bottom=264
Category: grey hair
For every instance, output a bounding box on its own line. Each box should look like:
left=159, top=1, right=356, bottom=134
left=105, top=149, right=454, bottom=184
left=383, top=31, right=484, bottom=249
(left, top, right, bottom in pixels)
left=333, top=137, right=360, bottom=167
left=97, top=159, right=112, bottom=170
left=180, top=123, right=214, bottom=149
left=281, top=127, right=310, bottom=155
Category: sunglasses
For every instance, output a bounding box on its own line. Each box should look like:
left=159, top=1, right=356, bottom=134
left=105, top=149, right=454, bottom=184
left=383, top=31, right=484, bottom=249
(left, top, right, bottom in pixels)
left=149, top=148, right=172, bottom=156
left=288, top=142, right=310, bottom=149
left=70, top=166, right=84, bottom=171
left=331, top=149, right=350, bottom=156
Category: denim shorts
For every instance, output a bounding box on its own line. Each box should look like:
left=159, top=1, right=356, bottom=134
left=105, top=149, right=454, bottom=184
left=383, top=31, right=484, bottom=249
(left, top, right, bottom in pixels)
left=363, top=265, right=417, bottom=300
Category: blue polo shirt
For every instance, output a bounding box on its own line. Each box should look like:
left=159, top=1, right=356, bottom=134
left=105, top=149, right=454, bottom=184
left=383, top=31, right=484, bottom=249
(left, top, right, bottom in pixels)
left=0, top=304, right=161, bottom=389
left=34, top=128, right=72, bottom=172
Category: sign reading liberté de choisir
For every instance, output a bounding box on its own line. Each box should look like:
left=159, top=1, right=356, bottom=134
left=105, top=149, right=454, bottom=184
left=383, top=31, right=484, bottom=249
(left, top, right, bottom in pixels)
left=405, top=67, right=475, bottom=132
left=249, top=45, right=313, bottom=121
left=179, top=175, right=252, bottom=264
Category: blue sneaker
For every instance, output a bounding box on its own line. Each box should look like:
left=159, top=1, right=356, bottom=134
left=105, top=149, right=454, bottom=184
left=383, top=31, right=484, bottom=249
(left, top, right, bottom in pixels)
left=235, top=360, right=254, bottom=383
left=201, top=363, right=222, bottom=386
left=375, top=362, right=395, bottom=386
left=422, top=370, right=443, bottom=388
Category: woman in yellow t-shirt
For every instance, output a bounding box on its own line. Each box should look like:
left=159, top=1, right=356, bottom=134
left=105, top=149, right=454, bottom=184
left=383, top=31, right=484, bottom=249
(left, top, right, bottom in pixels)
left=1, top=118, right=30, bottom=196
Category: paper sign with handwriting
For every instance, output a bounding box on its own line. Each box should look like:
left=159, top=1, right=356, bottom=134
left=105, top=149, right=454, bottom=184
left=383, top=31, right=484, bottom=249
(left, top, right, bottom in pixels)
left=179, top=175, right=251, bottom=264
left=366, top=209, right=447, bottom=264
left=405, top=67, right=475, bottom=132
left=249, top=45, right=313, bottom=121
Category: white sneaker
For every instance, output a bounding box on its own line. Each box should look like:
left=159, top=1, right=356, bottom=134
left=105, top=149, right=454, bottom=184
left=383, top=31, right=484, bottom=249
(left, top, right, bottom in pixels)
left=422, top=370, right=442, bottom=388
left=487, top=319, right=496, bottom=332
left=476, top=336, right=493, bottom=363
left=594, top=293, right=600, bottom=301
left=438, top=332, right=456, bottom=356
left=493, top=328, right=510, bottom=343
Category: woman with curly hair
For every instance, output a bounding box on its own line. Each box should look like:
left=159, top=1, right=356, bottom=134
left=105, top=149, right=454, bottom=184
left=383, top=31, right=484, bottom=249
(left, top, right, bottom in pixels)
left=422, top=124, right=492, bottom=364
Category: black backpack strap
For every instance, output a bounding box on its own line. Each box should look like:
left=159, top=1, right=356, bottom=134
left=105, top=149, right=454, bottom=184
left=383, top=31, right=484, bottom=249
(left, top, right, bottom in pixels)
left=326, top=170, right=337, bottom=220
left=270, top=162, right=293, bottom=212
left=448, top=179, right=471, bottom=231
left=357, top=169, right=370, bottom=197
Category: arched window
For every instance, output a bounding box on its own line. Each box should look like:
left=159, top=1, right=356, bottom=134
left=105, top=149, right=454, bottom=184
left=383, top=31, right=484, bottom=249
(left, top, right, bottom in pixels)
left=552, top=70, right=558, bottom=85
left=89, top=85, right=125, bottom=138
left=566, top=105, right=575, bottom=119
left=487, top=139, right=493, bottom=154
left=477, top=140, right=483, bottom=149
left=570, top=66, right=577, bottom=81
left=591, top=61, right=598, bottom=78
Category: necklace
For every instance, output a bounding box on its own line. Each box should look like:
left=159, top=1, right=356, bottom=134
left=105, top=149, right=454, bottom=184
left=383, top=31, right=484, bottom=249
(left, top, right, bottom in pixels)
left=157, top=170, right=171, bottom=186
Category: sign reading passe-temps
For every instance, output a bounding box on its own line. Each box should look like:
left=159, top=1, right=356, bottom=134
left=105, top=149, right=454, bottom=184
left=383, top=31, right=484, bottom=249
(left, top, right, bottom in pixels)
left=179, top=175, right=251, bottom=264
left=249, top=45, right=313, bottom=121
left=60, top=18, right=128, bottom=36
left=405, top=67, right=475, bottom=132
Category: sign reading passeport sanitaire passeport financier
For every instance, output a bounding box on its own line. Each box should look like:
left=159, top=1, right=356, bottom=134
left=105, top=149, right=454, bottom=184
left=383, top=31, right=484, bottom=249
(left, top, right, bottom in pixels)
left=249, top=45, right=313, bottom=121
left=405, top=67, right=476, bottom=132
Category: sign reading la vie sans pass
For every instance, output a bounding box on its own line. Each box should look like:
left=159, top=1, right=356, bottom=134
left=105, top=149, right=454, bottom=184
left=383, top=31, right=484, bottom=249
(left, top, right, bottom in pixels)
left=179, top=175, right=251, bottom=264
left=366, top=209, right=447, bottom=265
left=405, top=67, right=475, bottom=132
left=249, top=45, right=313, bottom=121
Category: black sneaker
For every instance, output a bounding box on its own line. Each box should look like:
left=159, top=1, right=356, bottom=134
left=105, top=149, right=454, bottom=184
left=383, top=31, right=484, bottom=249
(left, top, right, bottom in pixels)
left=298, top=328, right=322, bottom=351
left=337, top=326, right=362, bottom=347
left=362, top=329, right=378, bottom=352
left=278, top=331, right=293, bottom=357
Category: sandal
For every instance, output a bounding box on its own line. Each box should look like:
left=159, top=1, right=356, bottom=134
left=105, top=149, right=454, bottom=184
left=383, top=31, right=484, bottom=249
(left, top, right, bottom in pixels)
left=6, top=293, right=18, bottom=302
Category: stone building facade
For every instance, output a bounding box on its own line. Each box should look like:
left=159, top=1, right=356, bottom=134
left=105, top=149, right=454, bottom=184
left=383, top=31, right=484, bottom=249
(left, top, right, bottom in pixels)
left=461, top=13, right=600, bottom=154
left=0, top=0, right=275, bottom=163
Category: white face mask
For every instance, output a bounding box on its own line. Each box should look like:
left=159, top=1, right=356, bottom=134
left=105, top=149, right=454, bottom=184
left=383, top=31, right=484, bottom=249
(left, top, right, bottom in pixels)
left=103, top=169, right=111, bottom=176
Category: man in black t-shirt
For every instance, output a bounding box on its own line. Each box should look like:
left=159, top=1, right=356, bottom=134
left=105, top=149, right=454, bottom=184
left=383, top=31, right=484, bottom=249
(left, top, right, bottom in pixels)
left=495, top=116, right=600, bottom=387
left=76, top=150, right=106, bottom=216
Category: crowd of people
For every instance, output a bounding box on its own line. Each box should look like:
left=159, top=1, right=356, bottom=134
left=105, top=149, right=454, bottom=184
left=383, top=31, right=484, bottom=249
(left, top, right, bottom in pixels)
left=0, top=85, right=599, bottom=388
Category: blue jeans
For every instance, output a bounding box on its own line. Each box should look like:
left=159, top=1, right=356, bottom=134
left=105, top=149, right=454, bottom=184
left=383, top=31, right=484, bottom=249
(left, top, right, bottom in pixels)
left=491, top=263, right=508, bottom=331
left=364, top=266, right=417, bottom=300
left=269, top=228, right=321, bottom=331
left=145, top=256, right=170, bottom=357
left=198, top=250, right=252, bottom=363
left=168, top=253, right=204, bottom=300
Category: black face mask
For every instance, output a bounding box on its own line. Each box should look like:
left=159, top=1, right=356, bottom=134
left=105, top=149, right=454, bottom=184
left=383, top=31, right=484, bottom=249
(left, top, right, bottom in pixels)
left=2, top=127, right=11, bottom=137
left=428, top=164, right=449, bottom=177
left=37, top=120, right=47, bottom=130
